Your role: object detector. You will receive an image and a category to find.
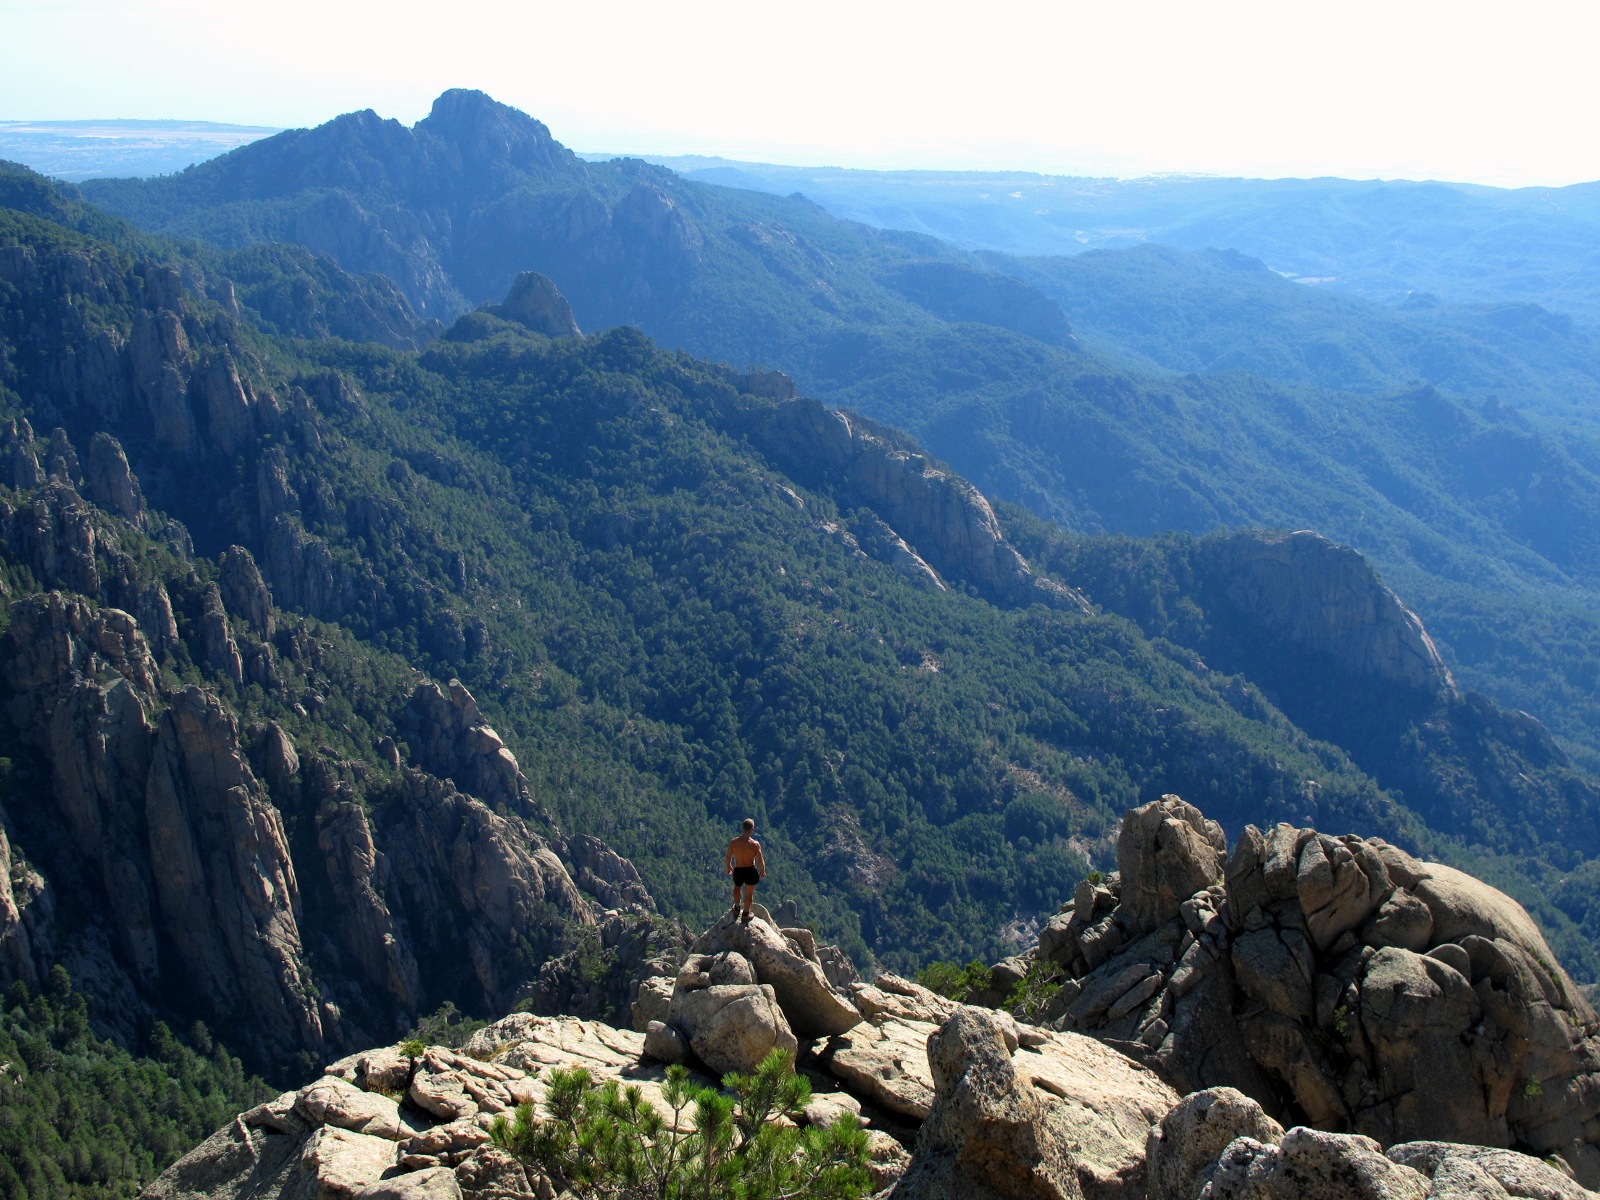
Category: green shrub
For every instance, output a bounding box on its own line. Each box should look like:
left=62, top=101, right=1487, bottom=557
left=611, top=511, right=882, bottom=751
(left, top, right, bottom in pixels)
left=1003, top=960, right=1063, bottom=1020
left=914, top=959, right=992, bottom=1001
left=491, top=1048, right=870, bottom=1200
left=404, top=1002, right=486, bottom=1050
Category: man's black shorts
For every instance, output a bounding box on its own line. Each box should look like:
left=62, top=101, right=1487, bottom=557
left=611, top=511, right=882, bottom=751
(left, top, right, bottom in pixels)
left=732, top=866, right=760, bottom=886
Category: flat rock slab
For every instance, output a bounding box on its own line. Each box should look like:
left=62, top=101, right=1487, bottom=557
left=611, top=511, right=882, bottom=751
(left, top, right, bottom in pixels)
left=1018, top=1028, right=1182, bottom=1196
left=352, top=1166, right=463, bottom=1200
left=297, top=1076, right=408, bottom=1140
left=820, top=1016, right=939, bottom=1118
left=467, top=1013, right=645, bottom=1072
left=459, top=1012, right=715, bottom=1131
left=301, top=1126, right=399, bottom=1198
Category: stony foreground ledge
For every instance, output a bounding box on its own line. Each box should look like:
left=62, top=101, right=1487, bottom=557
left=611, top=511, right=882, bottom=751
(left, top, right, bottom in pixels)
left=143, top=800, right=1600, bottom=1199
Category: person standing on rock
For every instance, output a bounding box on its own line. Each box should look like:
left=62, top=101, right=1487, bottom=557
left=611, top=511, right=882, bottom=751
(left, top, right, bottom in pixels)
left=725, top=818, right=766, bottom=923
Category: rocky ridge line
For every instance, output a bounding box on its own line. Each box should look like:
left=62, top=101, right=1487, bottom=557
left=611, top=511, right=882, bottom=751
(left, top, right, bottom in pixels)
left=145, top=887, right=1595, bottom=1200
left=0, top=422, right=665, bottom=1062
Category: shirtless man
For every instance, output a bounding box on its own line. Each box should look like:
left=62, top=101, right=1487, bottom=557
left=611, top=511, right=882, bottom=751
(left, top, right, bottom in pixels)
left=725, top=818, right=766, bottom=923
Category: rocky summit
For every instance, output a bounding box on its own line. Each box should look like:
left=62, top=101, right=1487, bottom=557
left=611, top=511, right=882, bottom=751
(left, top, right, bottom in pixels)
left=1026, top=796, right=1600, bottom=1172
left=144, top=821, right=1600, bottom=1200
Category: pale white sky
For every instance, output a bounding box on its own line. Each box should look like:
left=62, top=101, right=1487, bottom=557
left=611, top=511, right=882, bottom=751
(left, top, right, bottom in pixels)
left=3, top=0, right=1597, bottom=187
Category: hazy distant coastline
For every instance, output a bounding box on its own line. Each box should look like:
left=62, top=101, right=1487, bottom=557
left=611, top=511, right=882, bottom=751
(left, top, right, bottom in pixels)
left=0, top=118, right=280, bottom=180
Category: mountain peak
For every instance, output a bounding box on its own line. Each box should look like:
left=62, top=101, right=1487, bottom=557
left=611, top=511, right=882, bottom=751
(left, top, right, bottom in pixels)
left=414, top=88, right=574, bottom=176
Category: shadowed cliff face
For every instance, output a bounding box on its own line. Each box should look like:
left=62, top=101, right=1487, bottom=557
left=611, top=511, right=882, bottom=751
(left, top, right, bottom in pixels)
left=0, top=530, right=655, bottom=1067
left=1198, top=529, right=1455, bottom=697
left=0, top=210, right=670, bottom=1065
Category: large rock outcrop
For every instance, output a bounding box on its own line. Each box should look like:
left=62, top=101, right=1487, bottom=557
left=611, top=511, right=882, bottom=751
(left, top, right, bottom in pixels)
left=488, top=272, right=581, bottom=337
left=149, top=889, right=1600, bottom=1200
left=2, top=592, right=328, bottom=1055
left=399, top=681, right=541, bottom=820
left=753, top=395, right=1086, bottom=609
left=687, top=908, right=863, bottom=1038
left=1025, top=796, right=1600, bottom=1184
left=888, top=1004, right=1180, bottom=1200
left=374, top=770, right=596, bottom=1014
left=1197, top=531, right=1453, bottom=696
left=0, top=465, right=656, bottom=1060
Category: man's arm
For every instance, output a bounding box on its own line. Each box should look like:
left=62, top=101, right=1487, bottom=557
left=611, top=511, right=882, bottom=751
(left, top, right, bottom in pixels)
left=755, top=844, right=767, bottom=877
left=725, top=841, right=735, bottom=874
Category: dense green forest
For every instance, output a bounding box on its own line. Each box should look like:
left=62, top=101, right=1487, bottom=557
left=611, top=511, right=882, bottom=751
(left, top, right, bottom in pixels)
left=6, top=158, right=1600, bottom=979
left=0, top=970, right=271, bottom=1200
left=72, top=93, right=1600, bottom=788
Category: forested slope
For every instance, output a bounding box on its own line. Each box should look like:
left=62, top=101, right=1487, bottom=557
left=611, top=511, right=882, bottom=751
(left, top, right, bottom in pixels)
left=4, top=160, right=1596, bottom=1014
left=74, top=92, right=1600, bottom=780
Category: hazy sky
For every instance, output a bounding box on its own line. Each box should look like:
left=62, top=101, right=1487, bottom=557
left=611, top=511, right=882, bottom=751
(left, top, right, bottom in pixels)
left=3, top=0, right=1595, bottom=186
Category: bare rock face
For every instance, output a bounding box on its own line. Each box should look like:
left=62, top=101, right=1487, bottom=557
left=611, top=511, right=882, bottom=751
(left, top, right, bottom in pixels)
left=643, top=1019, right=690, bottom=1064
left=1146, top=1088, right=1286, bottom=1200
left=353, top=1167, right=464, bottom=1199
left=146, top=685, right=327, bottom=1053
left=1200, top=1129, right=1429, bottom=1200
left=1, top=595, right=327, bottom=1058
left=1387, top=1142, right=1594, bottom=1200
left=154, top=1004, right=1163, bottom=1200
left=296, top=1075, right=411, bottom=1139
left=377, top=770, right=595, bottom=1013
left=551, top=832, right=654, bottom=913
left=218, top=544, right=275, bottom=638
left=754, top=396, right=1086, bottom=610
left=667, top=981, right=798, bottom=1076
left=198, top=583, right=244, bottom=685
left=3, top=417, right=44, bottom=488
left=649, top=917, right=851, bottom=1076
left=1029, top=795, right=1600, bottom=1184
left=0, top=818, right=41, bottom=988
left=821, top=1012, right=942, bottom=1120
left=315, top=791, right=421, bottom=1012
left=300, top=1125, right=402, bottom=1196
left=0, top=480, right=105, bottom=597
left=494, top=272, right=581, bottom=337
left=399, top=680, right=537, bottom=817
left=890, top=1007, right=1082, bottom=1200
left=892, top=1005, right=1178, bottom=1200
left=85, top=431, right=146, bottom=525
left=264, top=512, right=372, bottom=621
left=1197, top=530, right=1453, bottom=696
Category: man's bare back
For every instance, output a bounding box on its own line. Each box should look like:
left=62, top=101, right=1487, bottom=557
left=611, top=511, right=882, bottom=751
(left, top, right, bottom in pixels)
left=726, top=835, right=762, bottom=869
left=725, top=820, right=766, bottom=921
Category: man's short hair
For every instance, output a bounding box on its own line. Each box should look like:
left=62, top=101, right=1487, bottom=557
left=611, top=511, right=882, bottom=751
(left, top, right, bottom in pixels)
left=742, top=818, right=755, bottom=831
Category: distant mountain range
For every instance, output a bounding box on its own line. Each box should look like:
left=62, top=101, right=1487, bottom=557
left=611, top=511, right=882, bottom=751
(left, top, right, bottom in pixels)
left=72, top=92, right=1600, bottom=788
left=11, top=117, right=1600, bottom=329
left=617, top=154, right=1600, bottom=328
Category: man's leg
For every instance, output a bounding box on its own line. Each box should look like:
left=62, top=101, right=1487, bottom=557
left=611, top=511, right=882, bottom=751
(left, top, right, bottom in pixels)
left=740, top=882, right=754, bottom=918
left=731, top=882, right=742, bottom=916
